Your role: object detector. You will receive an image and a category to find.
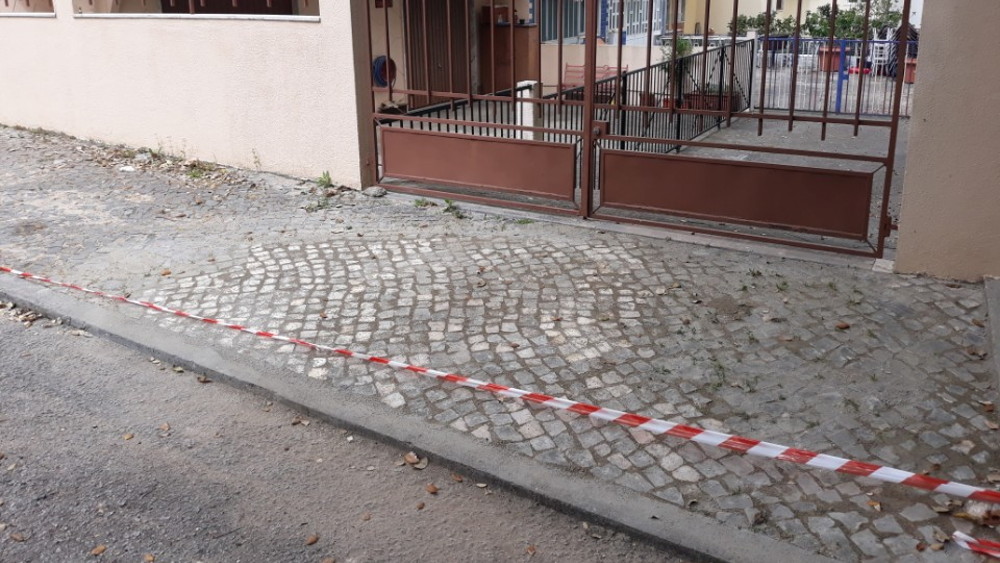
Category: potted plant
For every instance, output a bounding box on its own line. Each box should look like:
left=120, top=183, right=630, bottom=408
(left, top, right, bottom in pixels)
left=683, top=85, right=744, bottom=113
left=658, top=37, right=693, bottom=109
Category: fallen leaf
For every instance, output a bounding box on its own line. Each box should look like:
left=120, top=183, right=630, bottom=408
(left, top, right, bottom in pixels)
left=305, top=534, right=319, bottom=545
left=526, top=545, right=537, bottom=556
left=933, top=530, right=949, bottom=543
left=932, top=505, right=952, bottom=514
left=988, top=420, right=1000, bottom=431
left=988, top=474, right=1000, bottom=484
left=451, top=473, right=464, bottom=483
left=955, top=440, right=976, bottom=454
left=413, top=457, right=428, bottom=470
left=143, top=555, right=155, bottom=562
left=929, top=543, right=944, bottom=551
left=866, top=500, right=882, bottom=512
left=403, top=452, right=420, bottom=465
left=973, top=319, right=987, bottom=328
left=778, top=335, right=794, bottom=342
left=476, top=483, right=488, bottom=488
left=981, top=401, right=996, bottom=413
left=123, top=433, right=135, bottom=441
left=90, top=545, right=107, bottom=556
left=416, top=502, right=425, bottom=510
left=966, top=347, right=988, bottom=360
left=319, top=312, right=328, bottom=319
left=321, top=559, right=336, bottom=563
left=172, top=366, right=184, bottom=373
left=161, top=269, right=171, bottom=276
left=196, top=376, right=211, bottom=384
left=509, top=343, right=520, bottom=348
left=361, top=512, right=372, bottom=521
left=158, top=423, right=170, bottom=432
left=425, top=483, right=439, bottom=495
left=835, top=321, right=851, bottom=330
left=10, top=532, right=26, bottom=542
left=915, top=542, right=926, bottom=552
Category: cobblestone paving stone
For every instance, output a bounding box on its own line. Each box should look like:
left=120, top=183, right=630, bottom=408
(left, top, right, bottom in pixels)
left=1, top=125, right=996, bottom=561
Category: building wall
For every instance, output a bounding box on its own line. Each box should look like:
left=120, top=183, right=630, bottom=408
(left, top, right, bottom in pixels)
left=0, top=0, right=361, bottom=185
left=895, top=0, right=1000, bottom=280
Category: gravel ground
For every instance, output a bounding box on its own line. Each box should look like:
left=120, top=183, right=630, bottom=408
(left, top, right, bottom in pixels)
left=0, top=303, right=688, bottom=563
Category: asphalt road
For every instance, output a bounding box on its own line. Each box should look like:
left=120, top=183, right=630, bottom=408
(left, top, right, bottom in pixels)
left=0, top=303, right=686, bottom=563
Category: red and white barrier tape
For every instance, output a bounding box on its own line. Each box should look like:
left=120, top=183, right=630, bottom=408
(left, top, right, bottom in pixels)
left=3, top=264, right=1000, bottom=506
left=954, top=531, right=1000, bottom=559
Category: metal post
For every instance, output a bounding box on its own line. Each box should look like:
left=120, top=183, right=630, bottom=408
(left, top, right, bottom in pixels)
left=835, top=38, right=847, bottom=113
left=787, top=0, right=804, bottom=131
left=875, top=0, right=911, bottom=257
left=579, top=0, right=599, bottom=216
left=820, top=0, right=837, bottom=141
left=756, top=0, right=772, bottom=136
left=853, top=0, right=872, bottom=135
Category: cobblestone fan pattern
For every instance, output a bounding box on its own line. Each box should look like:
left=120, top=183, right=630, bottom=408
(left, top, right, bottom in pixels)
left=1, top=126, right=995, bottom=561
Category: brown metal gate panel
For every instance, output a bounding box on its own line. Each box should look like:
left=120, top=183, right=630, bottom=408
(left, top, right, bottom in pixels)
left=382, top=129, right=576, bottom=201
left=599, top=150, right=874, bottom=240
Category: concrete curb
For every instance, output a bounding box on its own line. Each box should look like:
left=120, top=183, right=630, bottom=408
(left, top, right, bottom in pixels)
left=0, top=274, right=831, bottom=563
left=985, top=277, right=1000, bottom=387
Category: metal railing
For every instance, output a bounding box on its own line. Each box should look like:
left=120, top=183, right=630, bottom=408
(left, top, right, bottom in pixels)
left=755, top=37, right=918, bottom=117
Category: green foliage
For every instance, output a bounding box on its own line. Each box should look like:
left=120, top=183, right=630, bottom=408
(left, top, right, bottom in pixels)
left=730, top=1, right=902, bottom=39
left=443, top=199, right=466, bottom=219
left=804, top=1, right=902, bottom=39
left=316, top=171, right=333, bottom=189
left=729, top=12, right=796, bottom=36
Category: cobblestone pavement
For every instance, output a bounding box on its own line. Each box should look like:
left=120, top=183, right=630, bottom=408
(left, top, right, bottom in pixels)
left=1, top=125, right=997, bottom=561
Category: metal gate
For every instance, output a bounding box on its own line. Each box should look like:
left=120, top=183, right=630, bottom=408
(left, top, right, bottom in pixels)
left=362, top=0, right=914, bottom=258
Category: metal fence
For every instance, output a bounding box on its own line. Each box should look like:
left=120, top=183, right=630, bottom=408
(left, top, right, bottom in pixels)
left=755, top=37, right=918, bottom=117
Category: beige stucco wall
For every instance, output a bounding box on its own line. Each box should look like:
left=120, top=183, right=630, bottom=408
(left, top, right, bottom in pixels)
left=0, top=0, right=361, bottom=186
left=894, top=0, right=1000, bottom=280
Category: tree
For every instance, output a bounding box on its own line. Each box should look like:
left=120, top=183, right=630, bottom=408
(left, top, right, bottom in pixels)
left=804, top=2, right=902, bottom=39
left=728, top=11, right=797, bottom=36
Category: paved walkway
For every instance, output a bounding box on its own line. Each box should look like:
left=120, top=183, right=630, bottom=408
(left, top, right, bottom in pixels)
left=1, top=125, right=996, bottom=561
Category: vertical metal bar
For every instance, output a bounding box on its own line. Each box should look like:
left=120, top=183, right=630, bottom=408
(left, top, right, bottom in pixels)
left=725, top=0, right=738, bottom=127
left=579, top=0, right=598, bottom=216
left=362, top=0, right=381, bottom=184
left=489, top=0, right=497, bottom=93
left=875, top=0, right=911, bottom=257
left=421, top=0, right=432, bottom=106
left=187, top=0, right=195, bottom=14
left=508, top=2, right=517, bottom=109
left=536, top=0, right=543, bottom=100
left=756, top=0, right=772, bottom=136
left=820, top=0, right=837, bottom=141
left=853, top=0, right=871, bottom=135
left=787, top=0, right=803, bottom=130
left=835, top=39, right=848, bottom=112
left=699, top=0, right=710, bottom=96
left=642, top=0, right=654, bottom=108
left=465, top=0, right=473, bottom=104
left=557, top=0, right=565, bottom=120
left=446, top=0, right=456, bottom=112
left=669, top=0, right=680, bottom=120
left=615, top=0, right=625, bottom=117
left=383, top=0, right=394, bottom=101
